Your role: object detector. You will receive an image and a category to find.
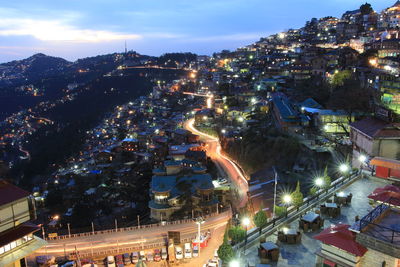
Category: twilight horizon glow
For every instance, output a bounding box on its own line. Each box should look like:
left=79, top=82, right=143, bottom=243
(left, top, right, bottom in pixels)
left=0, top=0, right=396, bottom=62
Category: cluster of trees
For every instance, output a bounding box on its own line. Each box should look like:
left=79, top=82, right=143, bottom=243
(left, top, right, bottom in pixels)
left=224, top=127, right=301, bottom=174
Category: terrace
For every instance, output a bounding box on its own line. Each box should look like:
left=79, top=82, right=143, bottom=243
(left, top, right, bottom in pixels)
left=243, top=177, right=387, bottom=266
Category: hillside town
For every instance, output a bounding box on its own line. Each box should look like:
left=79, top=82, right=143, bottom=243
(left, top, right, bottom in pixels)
left=1, top=1, right=400, bottom=267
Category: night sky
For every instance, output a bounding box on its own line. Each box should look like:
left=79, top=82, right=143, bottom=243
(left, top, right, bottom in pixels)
left=0, top=0, right=396, bottom=62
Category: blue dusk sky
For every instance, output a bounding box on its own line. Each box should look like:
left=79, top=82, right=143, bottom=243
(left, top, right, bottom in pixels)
left=0, top=0, right=396, bottom=62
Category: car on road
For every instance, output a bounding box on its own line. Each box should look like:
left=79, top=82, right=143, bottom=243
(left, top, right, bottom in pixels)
left=161, top=247, right=168, bottom=260
left=184, top=243, right=192, bottom=258
left=105, top=256, right=115, bottom=267
left=207, top=259, right=219, bottom=267
left=122, top=253, right=130, bottom=265
left=131, top=252, right=139, bottom=263
left=192, top=245, right=199, bottom=257
left=146, top=251, right=154, bottom=262
left=175, top=246, right=183, bottom=260
left=154, top=249, right=161, bottom=262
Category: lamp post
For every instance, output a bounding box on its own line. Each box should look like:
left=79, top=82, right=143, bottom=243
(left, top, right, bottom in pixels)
left=67, top=223, right=71, bottom=238
left=242, top=217, right=250, bottom=254
left=195, top=217, right=205, bottom=257
left=339, top=163, right=350, bottom=177
left=314, top=177, right=324, bottom=199
left=282, top=194, right=292, bottom=217
left=272, top=166, right=278, bottom=219
left=358, top=155, right=366, bottom=178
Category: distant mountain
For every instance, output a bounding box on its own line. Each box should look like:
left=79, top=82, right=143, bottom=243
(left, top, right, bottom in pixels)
left=0, top=53, right=72, bottom=88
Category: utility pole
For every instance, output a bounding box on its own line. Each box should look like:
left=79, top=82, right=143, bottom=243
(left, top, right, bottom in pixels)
left=272, top=166, right=278, bottom=219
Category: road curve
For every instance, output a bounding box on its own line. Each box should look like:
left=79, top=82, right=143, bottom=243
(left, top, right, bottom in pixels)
left=184, top=119, right=248, bottom=208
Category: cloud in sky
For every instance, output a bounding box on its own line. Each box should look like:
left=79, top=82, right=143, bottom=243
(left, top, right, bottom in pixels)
left=0, top=0, right=397, bottom=62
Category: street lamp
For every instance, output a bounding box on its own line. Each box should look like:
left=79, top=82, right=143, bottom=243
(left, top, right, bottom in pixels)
left=282, top=194, right=292, bottom=205
left=242, top=217, right=250, bottom=253
left=339, top=163, right=349, bottom=174
left=315, top=177, right=324, bottom=188
left=229, top=260, right=240, bottom=267
left=358, top=155, right=366, bottom=177
left=195, top=217, right=205, bottom=257
left=282, top=194, right=292, bottom=217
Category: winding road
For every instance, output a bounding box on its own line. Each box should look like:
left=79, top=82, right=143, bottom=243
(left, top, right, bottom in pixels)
left=184, top=119, right=248, bottom=208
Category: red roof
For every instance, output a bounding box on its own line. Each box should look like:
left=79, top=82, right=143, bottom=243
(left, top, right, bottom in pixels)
left=368, top=185, right=400, bottom=206
left=0, top=180, right=30, bottom=207
left=314, top=224, right=367, bottom=256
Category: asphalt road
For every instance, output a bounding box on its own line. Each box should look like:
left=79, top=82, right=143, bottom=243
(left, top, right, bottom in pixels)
left=184, top=119, right=248, bottom=208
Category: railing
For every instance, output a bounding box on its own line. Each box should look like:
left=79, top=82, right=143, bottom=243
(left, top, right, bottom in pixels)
left=233, top=171, right=361, bottom=251
left=68, top=237, right=194, bottom=260
left=46, top=209, right=231, bottom=241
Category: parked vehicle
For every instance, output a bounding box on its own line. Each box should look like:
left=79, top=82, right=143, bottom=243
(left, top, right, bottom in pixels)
left=131, top=252, right=139, bottom=263
left=184, top=243, right=192, bottom=258
left=213, top=249, right=219, bottom=260
left=146, top=251, right=154, bottom=262
left=139, top=251, right=146, bottom=261
left=122, top=253, right=130, bottom=265
left=192, top=245, right=199, bottom=257
left=175, top=246, right=183, bottom=260
left=105, top=256, right=116, bottom=267
left=115, top=255, right=124, bottom=267
left=207, top=259, right=218, bottom=267
left=161, top=247, right=168, bottom=260
left=154, top=249, right=161, bottom=262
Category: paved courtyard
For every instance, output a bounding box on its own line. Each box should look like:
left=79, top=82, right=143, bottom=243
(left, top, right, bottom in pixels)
left=244, top=176, right=388, bottom=267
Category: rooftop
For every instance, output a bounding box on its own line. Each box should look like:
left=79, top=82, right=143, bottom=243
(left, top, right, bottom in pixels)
left=350, top=117, right=400, bottom=139
left=0, top=180, right=30, bottom=207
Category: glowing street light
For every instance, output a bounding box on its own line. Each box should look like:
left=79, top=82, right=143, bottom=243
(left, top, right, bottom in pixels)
left=315, top=177, right=324, bottom=188
left=221, top=129, right=226, bottom=134
left=339, top=163, right=349, bottom=174
left=229, top=260, right=240, bottom=267
left=358, top=155, right=366, bottom=163
left=282, top=194, right=292, bottom=206
left=242, top=217, right=250, bottom=227
left=242, top=217, right=250, bottom=252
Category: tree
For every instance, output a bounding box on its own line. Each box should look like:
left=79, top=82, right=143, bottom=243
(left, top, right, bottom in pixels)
left=228, top=226, right=246, bottom=244
left=331, top=70, right=352, bottom=87
left=360, top=3, right=373, bottom=15
left=291, top=181, right=304, bottom=207
left=309, top=187, right=318, bottom=196
left=253, top=209, right=268, bottom=233
left=274, top=205, right=287, bottom=217
left=323, top=166, right=332, bottom=189
left=217, top=228, right=235, bottom=262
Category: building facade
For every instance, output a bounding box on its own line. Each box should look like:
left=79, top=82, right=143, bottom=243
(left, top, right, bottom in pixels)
left=0, top=180, right=47, bottom=267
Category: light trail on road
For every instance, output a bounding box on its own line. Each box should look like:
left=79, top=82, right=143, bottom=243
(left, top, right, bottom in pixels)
left=184, top=119, right=248, bottom=208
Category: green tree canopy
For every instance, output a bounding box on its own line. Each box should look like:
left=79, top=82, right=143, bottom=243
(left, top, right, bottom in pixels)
left=331, top=70, right=352, bottom=87
left=274, top=205, right=287, bottom=217
left=253, top=209, right=268, bottom=229
left=291, top=181, right=304, bottom=207
left=228, top=226, right=246, bottom=244
left=323, top=166, right=332, bottom=188
left=218, top=228, right=235, bottom=262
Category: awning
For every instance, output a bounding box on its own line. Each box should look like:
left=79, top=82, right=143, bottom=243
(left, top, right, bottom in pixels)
left=370, top=157, right=400, bottom=170
left=323, top=259, right=336, bottom=267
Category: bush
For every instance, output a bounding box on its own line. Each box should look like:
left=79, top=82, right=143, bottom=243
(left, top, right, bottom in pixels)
left=228, top=226, right=246, bottom=244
